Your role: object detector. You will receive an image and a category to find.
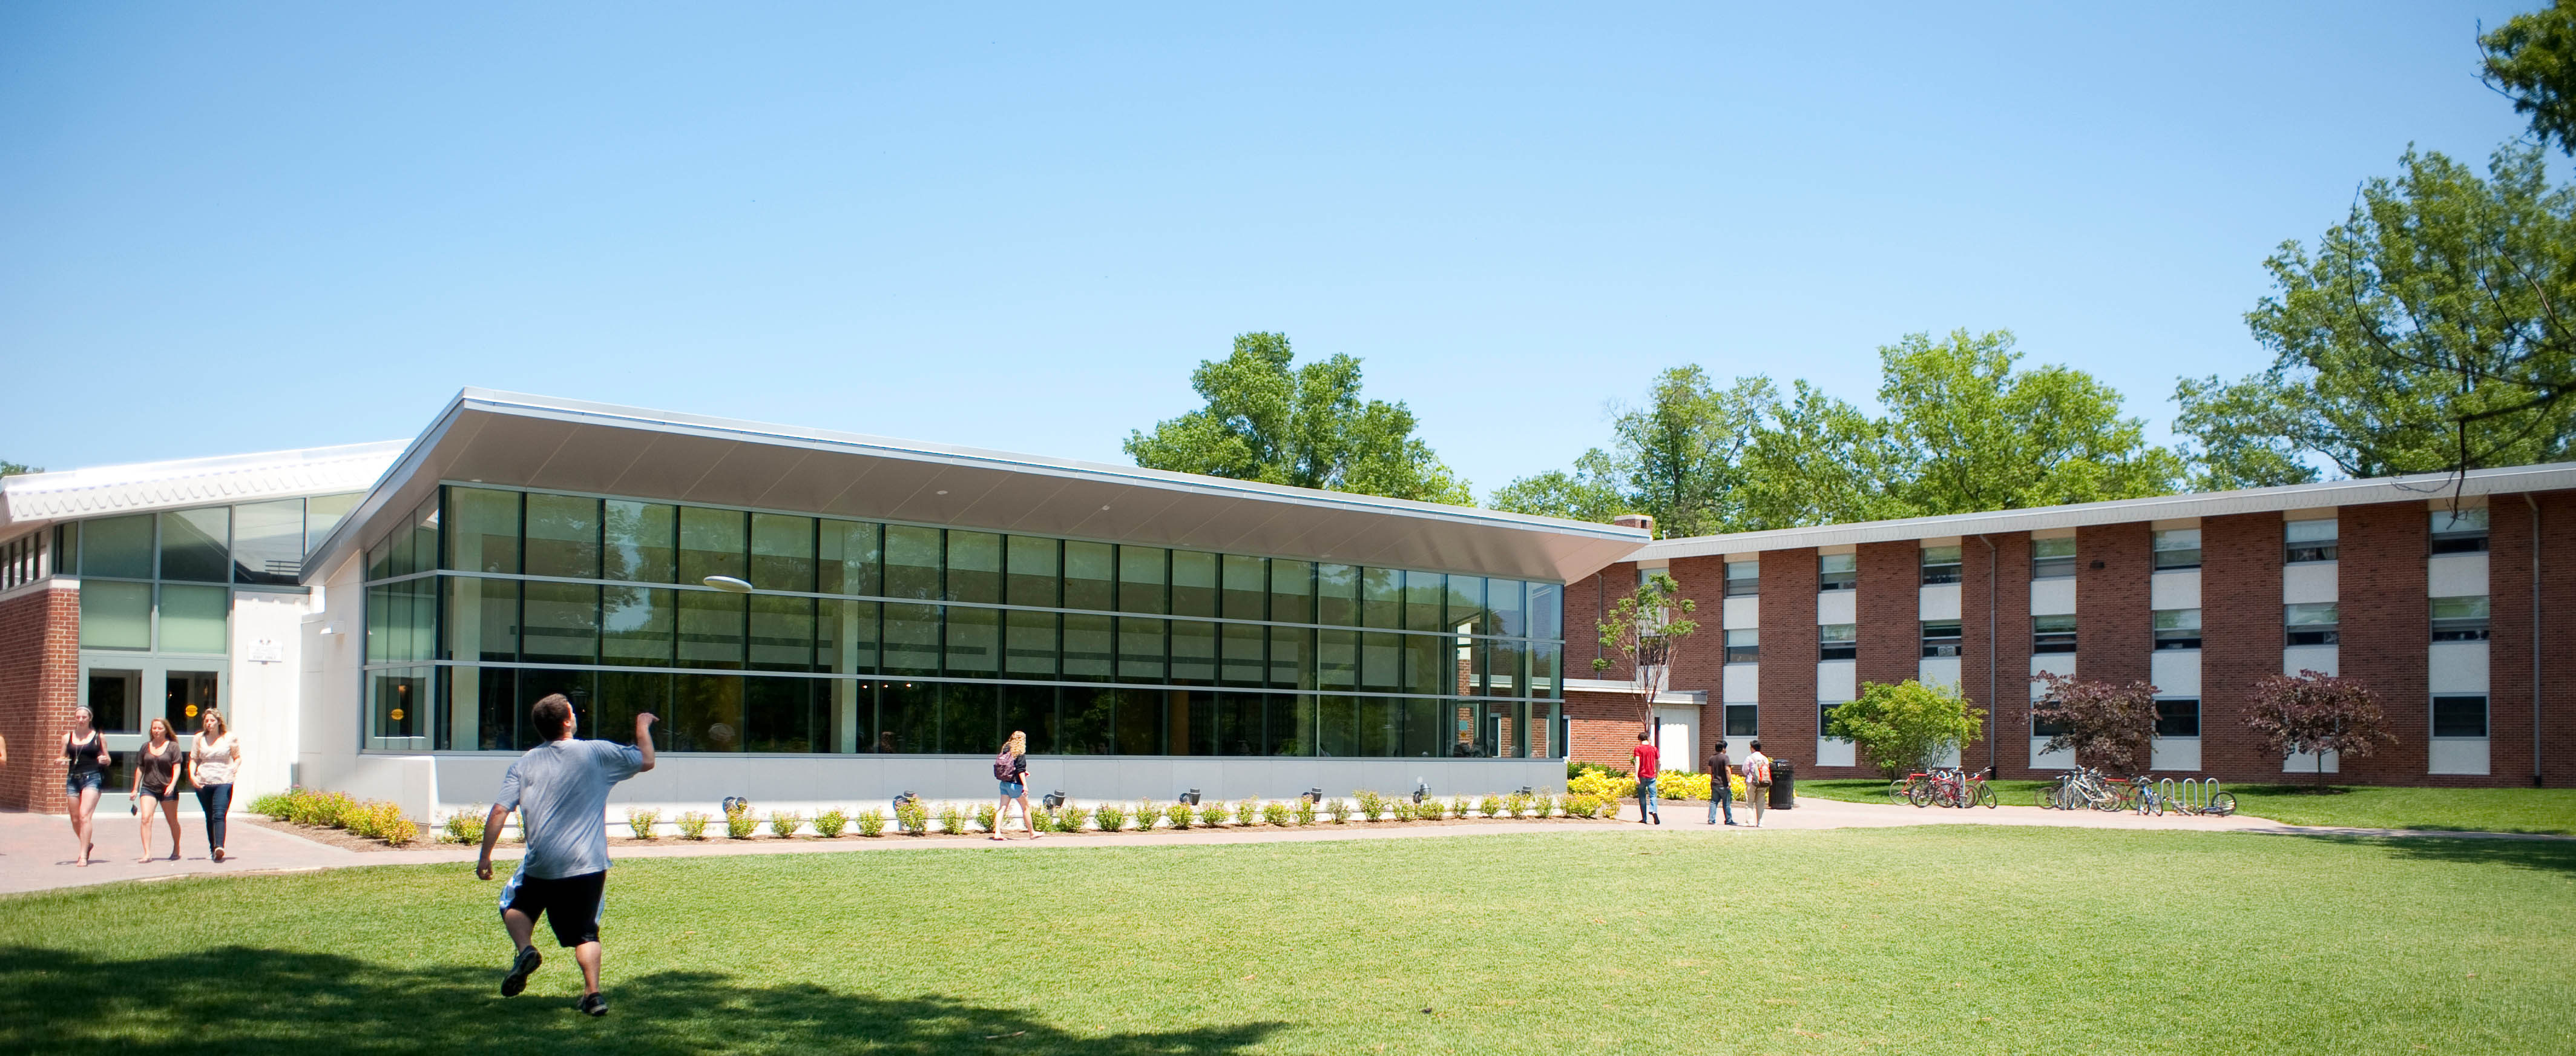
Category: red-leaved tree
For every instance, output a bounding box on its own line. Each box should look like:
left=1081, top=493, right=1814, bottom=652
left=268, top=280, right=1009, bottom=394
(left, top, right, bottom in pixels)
left=2029, top=672, right=2161, bottom=773
left=2243, top=670, right=2397, bottom=787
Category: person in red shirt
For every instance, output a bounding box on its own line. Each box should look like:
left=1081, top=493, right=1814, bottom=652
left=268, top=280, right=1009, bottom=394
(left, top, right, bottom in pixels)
left=1629, top=731, right=1661, bottom=825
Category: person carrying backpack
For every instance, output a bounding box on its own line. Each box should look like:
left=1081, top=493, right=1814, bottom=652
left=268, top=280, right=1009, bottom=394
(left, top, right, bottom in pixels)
left=1740, top=740, right=1773, bottom=828
left=992, top=731, right=1039, bottom=840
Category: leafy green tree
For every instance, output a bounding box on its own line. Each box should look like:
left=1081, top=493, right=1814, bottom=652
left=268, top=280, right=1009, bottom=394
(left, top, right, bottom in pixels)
left=0, top=460, right=38, bottom=477
left=1488, top=367, right=1770, bottom=536
left=1484, top=449, right=1628, bottom=526
left=1735, top=380, right=1913, bottom=528
left=1591, top=573, right=1699, bottom=730
left=2485, top=1, right=2576, bottom=156
left=1126, top=332, right=1472, bottom=504
left=1876, top=329, right=2183, bottom=513
left=1824, top=679, right=1985, bottom=779
left=2181, top=146, right=2576, bottom=478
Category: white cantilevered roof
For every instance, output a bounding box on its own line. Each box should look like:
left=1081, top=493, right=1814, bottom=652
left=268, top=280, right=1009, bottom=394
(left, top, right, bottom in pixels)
left=1634, top=461, right=2576, bottom=560
left=303, top=389, right=1649, bottom=584
left=0, top=441, right=407, bottom=533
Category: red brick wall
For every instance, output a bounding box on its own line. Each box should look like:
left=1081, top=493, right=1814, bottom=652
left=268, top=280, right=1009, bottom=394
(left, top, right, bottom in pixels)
left=2543, top=493, right=2576, bottom=788
left=1663, top=555, right=1728, bottom=704
left=1566, top=564, right=1631, bottom=684
left=2338, top=501, right=2430, bottom=784
left=2076, top=523, right=2151, bottom=687
left=2200, top=513, right=2284, bottom=780
left=1759, top=548, right=1819, bottom=770
left=1856, top=542, right=1916, bottom=690
left=1565, top=688, right=1648, bottom=769
left=0, top=583, right=81, bottom=812
left=1975, top=534, right=2036, bottom=777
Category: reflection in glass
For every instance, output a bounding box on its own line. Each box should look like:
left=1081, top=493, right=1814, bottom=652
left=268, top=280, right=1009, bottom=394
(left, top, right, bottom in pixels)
left=818, top=520, right=881, bottom=596
left=878, top=681, right=934, bottom=753
left=445, top=576, right=520, bottom=662
left=306, top=492, right=359, bottom=553
left=1361, top=567, right=1401, bottom=630
left=1005, top=536, right=1058, bottom=607
left=1270, top=559, right=1315, bottom=624
left=1171, top=550, right=1218, bottom=618
left=602, top=586, right=674, bottom=665
left=1404, top=633, right=1447, bottom=696
left=673, top=674, right=745, bottom=752
left=1404, top=570, right=1444, bottom=631
left=1060, top=687, right=1113, bottom=754
left=1360, top=632, right=1401, bottom=691
left=1170, top=620, right=1217, bottom=685
left=1488, top=579, right=1525, bottom=637
left=1317, top=629, right=1357, bottom=690
left=1118, top=618, right=1165, bottom=681
left=1269, top=626, right=1310, bottom=690
left=231, top=498, right=304, bottom=586
left=1114, top=688, right=1161, bottom=754
left=1220, top=622, right=1264, bottom=687
left=749, top=594, right=816, bottom=671
left=745, top=676, right=816, bottom=753
left=1223, top=555, right=1266, bottom=621
left=1316, top=564, right=1358, bottom=626
left=1062, top=613, right=1113, bottom=682
left=159, top=584, right=230, bottom=654
left=678, top=507, right=748, bottom=584
left=818, top=598, right=879, bottom=675
left=939, top=682, right=996, bottom=753
left=1529, top=582, right=1562, bottom=641
left=1318, top=695, right=1358, bottom=757
left=1063, top=541, right=1114, bottom=610
left=603, top=501, right=677, bottom=583
left=1001, top=685, right=1055, bottom=754
left=945, top=530, right=1001, bottom=604
left=445, top=488, right=520, bottom=575
left=883, top=526, right=942, bottom=600
left=945, top=606, right=999, bottom=675
left=1118, top=546, right=1167, bottom=614
left=79, top=581, right=152, bottom=649
left=525, top=493, right=602, bottom=579
left=595, top=672, right=671, bottom=750
left=1268, top=695, right=1311, bottom=756
left=522, top=581, right=600, bottom=664
left=1004, top=610, right=1057, bottom=679
left=749, top=513, right=815, bottom=592
left=677, top=589, right=746, bottom=669
left=881, top=603, right=940, bottom=676
left=160, top=507, right=231, bottom=582
left=83, top=514, right=154, bottom=579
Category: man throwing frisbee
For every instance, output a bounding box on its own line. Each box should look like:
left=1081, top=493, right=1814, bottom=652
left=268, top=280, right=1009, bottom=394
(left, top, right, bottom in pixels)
left=476, top=695, right=656, bottom=1017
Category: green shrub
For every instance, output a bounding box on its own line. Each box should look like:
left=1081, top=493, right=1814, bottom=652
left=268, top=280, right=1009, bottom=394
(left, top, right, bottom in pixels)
left=626, top=808, right=660, bottom=840
left=812, top=808, right=847, bottom=838
left=1293, top=799, right=1318, bottom=825
left=675, top=810, right=712, bottom=839
left=937, top=802, right=965, bottom=836
left=249, top=791, right=295, bottom=817
left=1566, top=795, right=1603, bottom=819
left=1198, top=802, right=1230, bottom=828
left=1478, top=794, right=1505, bottom=819
left=442, top=807, right=487, bottom=845
left=1569, top=761, right=1630, bottom=780
left=1165, top=802, right=1196, bottom=831
left=856, top=808, right=887, bottom=837
left=1133, top=800, right=1160, bottom=831
left=1448, top=796, right=1470, bottom=820
left=895, top=799, right=930, bottom=836
left=1506, top=792, right=1533, bottom=819
left=1234, top=798, right=1258, bottom=826
left=725, top=807, right=760, bottom=840
left=1053, top=806, right=1086, bottom=833
left=1388, top=799, right=1414, bottom=821
left=1534, top=794, right=1559, bottom=819
left=1092, top=802, right=1128, bottom=833
left=1355, top=790, right=1386, bottom=821
left=1324, top=797, right=1352, bottom=823
left=767, top=811, right=803, bottom=838
left=974, top=802, right=1000, bottom=834
left=1262, top=800, right=1290, bottom=827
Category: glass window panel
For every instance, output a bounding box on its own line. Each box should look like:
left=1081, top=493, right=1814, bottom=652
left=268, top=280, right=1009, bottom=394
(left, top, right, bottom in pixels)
left=749, top=513, right=816, bottom=593
left=602, top=585, right=674, bottom=666
left=1489, top=579, right=1526, bottom=637
left=2152, top=529, right=2203, bottom=570
left=83, top=514, right=154, bottom=579
left=369, top=666, right=429, bottom=745
left=1490, top=638, right=1526, bottom=698
left=1118, top=617, right=1166, bottom=681
left=366, top=584, right=389, bottom=664
left=1270, top=559, right=1316, bottom=624
left=1002, top=685, right=1055, bottom=755
left=1530, top=582, right=1562, bottom=641
left=2433, top=695, right=2488, bottom=738
left=505, top=668, right=592, bottom=748
left=1401, top=696, right=1442, bottom=757
left=1220, top=622, right=1265, bottom=687
left=945, top=605, right=999, bottom=675
left=1005, top=609, right=1057, bottom=679
left=677, top=589, right=746, bottom=669
left=2286, top=519, right=2338, bottom=543
left=306, top=493, right=358, bottom=554
left=1451, top=636, right=1477, bottom=696
left=1222, top=555, right=1266, bottom=621
left=2431, top=595, right=2491, bottom=620
left=1171, top=550, right=1218, bottom=618
left=1111, top=688, right=1163, bottom=754
left=1060, top=686, right=1114, bottom=754
left=672, top=674, right=746, bottom=752
left=1268, top=626, right=1312, bottom=690
left=231, top=498, right=304, bottom=586
left=1359, top=631, right=1401, bottom=691
left=1063, top=541, right=1115, bottom=610
left=1317, top=695, right=1359, bottom=757
left=878, top=680, right=935, bottom=753
left=1405, top=633, right=1448, bottom=696
left=678, top=507, right=749, bottom=584
left=78, top=580, right=152, bottom=649
left=749, top=594, right=816, bottom=672
left=594, top=672, right=671, bottom=750
left=744, top=676, right=818, bottom=753
left=939, top=682, right=997, bottom=754
left=1316, top=563, right=1359, bottom=626
left=522, top=581, right=601, bottom=664
left=445, top=576, right=521, bottom=662
left=2155, top=699, right=2201, bottom=738
left=1317, top=629, right=1358, bottom=690
left=1177, top=690, right=1217, bottom=756
left=1118, top=546, right=1167, bottom=614
left=1170, top=619, right=1217, bottom=685
left=1362, top=567, right=1402, bottom=629
left=1405, top=570, right=1445, bottom=631
left=1724, top=702, right=1759, bottom=737
left=1356, top=697, right=1401, bottom=757
left=2431, top=507, right=2489, bottom=535
left=1446, top=575, right=1485, bottom=632
left=944, top=530, right=1001, bottom=604
left=1062, top=613, right=1114, bottom=682
left=1267, top=693, right=1312, bottom=756
left=157, top=583, right=230, bottom=654
left=403, top=498, right=441, bottom=578
left=882, top=526, right=942, bottom=600
left=1006, top=536, right=1059, bottom=608
left=603, top=501, right=677, bottom=583
left=1530, top=642, right=1561, bottom=697
left=817, top=520, right=881, bottom=597
left=1214, top=691, right=1264, bottom=756
left=881, top=602, right=941, bottom=676
left=443, top=488, right=520, bottom=575
left=2286, top=602, right=2340, bottom=625
left=818, top=598, right=879, bottom=675
left=159, top=507, right=231, bottom=582
left=1723, top=562, right=1760, bottom=597
left=525, top=493, right=602, bottom=579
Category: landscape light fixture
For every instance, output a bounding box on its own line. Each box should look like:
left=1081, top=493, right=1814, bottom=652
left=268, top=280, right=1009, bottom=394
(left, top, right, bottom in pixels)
left=703, top=575, right=753, bottom=593
left=1042, top=791, right=1066, bottom=810
left=721, top=796, right=751, bottom=815
left=893, top=791, right=919, bottom=811
left=1412, top=782, right=1429, bottom=804
left=1302, top=788, right=1323, bottom=804
left=1180, top=789, right=1202, bottom=806
left=1516, top=786, right=1534, bottom=797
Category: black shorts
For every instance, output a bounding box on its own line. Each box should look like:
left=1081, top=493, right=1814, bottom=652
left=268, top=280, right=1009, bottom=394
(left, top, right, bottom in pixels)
left=500, top=870, right=606, bottom=948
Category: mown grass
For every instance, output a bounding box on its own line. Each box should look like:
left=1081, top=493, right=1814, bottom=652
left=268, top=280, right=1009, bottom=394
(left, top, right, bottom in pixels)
left=4, top=827, right=2572, bottom=1054
left=1795, top=777, right=2576, bottom=835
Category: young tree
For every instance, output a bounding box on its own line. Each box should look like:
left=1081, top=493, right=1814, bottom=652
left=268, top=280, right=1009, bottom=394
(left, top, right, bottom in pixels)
left=2029, top=672, right=2161, bottom=774
left=1590, top=573, right=1698, bottom=730
left=2243, top=671, right=2399, bottom=788
left=1824, top=679, right=1985, bottom=778
left=1125, top=332, right=1473, bottom=505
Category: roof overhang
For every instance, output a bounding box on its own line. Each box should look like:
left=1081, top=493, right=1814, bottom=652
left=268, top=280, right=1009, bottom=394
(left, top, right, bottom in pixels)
left=1634, top=461, right=2576, bottom=559
left=0, top=441, right=407, bottom=535
left=303, top=389, right=1649, bottom=584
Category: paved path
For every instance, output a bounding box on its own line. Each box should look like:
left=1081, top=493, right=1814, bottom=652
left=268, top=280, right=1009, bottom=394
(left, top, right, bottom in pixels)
left=4, top=797, right=2563, bottom=898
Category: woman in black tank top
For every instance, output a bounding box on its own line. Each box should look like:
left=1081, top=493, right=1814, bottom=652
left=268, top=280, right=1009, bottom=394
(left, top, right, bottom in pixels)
left=62, top=706, right=111, bottom=867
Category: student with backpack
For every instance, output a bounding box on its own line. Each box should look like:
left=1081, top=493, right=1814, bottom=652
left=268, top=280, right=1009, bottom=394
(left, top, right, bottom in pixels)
left=1740, top=741, right=1773, bottom=828
left=992, top=731, right=1039, bottom=840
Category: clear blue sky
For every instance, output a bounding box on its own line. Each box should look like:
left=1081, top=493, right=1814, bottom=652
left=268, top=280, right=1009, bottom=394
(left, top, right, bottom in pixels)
left=0, top=2, right=2540, bottom=495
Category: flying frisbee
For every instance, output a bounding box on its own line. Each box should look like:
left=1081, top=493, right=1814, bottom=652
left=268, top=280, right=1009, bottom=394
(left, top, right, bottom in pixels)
left=702, top=575, right=752, bottom=592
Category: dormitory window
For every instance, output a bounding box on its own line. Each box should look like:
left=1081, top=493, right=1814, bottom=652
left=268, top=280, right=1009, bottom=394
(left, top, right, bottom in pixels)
left=1818, top=553, right=1857, bottom=592
left=2152, top=529, right=2201, bottom=570
left=2430, top=596, right=2491, bottom=642
left=2155, top=698, right=2201, bottom=738
left=1920, top=545, right=1962, bottom=585
left=2033, top=613, right=2077, bottom=653
left=2152, top=609, right=2201, bottom=650
left=1724, top=560, right=1759, bottom=597
left=2286, top=603, right=2339, bottom=646
left=1920, top=621, right=1962, bottom=658
left=1724, top=704, right=1758, bottom=737
left=2286, top=518, right=2338, bottom=563
left=1724, top=629, right=1759, bottom=664
left=1819, top=623, right=1857, bottom=661
left=2431, top=508, right=2489, bottom=554
left=1819, top=701, right=1842, bottom=739
left=2031, top=536, right=2076, bottom=579
left=2433, top=695, right=2488, bottom=738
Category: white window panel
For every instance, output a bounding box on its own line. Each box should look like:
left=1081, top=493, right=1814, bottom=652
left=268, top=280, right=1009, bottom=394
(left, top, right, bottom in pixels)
left=1722, top=595, right=1759, bottom=630
left=2429, top=641, right=2490, bottom=694
left=2029, top=576, right=2076, bottom=617
left=2149, top=569, right=2200, bottom=611
left=2426, top=553, right=2489, bottom=598
left=2282, top=562, right=2338, bottom=606
left=1918, top=582, right=1961, bottom=621
left=2286, top=749, right=2339, bottom=774
left=2150, top=650, right=2201, bottom=696
left=1816, top=736, right=1856, bottom=768
left=2430, top=739, right=2489, bottom=776
left=1721, top=663, right=1760, bottom=704
left=1817, top=659, right=1856, bottom=702
left=2283, top=644, right=2339, bottom=677
left=2150, top=738, right=2201, bottom=772
left=2030, top=652, right=2076, bottom=693
left=2029, top=738, right=2075, bottom=770
left=1816, top=589, right=1856, bottom=625
left=1917, top=655, right=1961, bottom=691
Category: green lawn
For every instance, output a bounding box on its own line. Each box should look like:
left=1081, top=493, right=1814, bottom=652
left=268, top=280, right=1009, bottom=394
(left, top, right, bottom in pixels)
left=1793, top=777, right=2576, bottom=835
left=5, top=827, right=2573, bottom=1054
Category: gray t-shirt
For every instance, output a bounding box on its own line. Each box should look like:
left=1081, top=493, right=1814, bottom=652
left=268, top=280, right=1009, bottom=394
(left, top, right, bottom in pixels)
left=497, top=738, right=643, bottom=879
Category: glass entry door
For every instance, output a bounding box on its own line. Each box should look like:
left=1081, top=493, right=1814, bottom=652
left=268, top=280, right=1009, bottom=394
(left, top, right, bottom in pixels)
left=80, top=661, right=223, bottom=814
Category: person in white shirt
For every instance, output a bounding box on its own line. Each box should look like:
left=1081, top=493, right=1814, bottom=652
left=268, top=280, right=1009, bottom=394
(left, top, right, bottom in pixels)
left=1740, top=741, right=1773, bottom=828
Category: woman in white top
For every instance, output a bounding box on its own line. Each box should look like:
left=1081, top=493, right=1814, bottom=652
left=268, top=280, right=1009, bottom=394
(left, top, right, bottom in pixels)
left=188, top=709, right=243, bottom=863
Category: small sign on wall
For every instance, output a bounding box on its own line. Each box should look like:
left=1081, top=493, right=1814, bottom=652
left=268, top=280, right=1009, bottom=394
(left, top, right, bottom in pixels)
left=247, top=638, right=284, bottom=664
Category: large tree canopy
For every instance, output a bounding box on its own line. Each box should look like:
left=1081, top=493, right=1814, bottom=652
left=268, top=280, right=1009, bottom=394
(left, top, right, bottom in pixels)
left=1125, top=332, right=1473, bottom=505
left=2178, top=146, right=2576, bottom=480
left=2484, top=0, right=2576, bottom=157
left=1487, top=367, right=1770, bottom=536
left=0, top=460, right=36, bottom=477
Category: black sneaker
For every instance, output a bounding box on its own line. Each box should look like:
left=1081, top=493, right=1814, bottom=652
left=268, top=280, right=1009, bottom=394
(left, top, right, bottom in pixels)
left=577, top=992, right=608, bottom=1017
left=501, top=945, right=542, bottom=997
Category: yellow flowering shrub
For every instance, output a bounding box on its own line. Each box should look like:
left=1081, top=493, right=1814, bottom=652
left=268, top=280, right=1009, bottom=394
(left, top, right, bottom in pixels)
left=1651, top=770, right=1712, bottom=800
left=1566, top=770, right=1637, bottom=800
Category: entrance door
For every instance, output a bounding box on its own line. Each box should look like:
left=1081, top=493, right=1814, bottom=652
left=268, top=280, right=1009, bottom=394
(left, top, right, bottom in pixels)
left=81, top=662, right=222, bottom=815
left=1652, top=705, right=1698, bottom=779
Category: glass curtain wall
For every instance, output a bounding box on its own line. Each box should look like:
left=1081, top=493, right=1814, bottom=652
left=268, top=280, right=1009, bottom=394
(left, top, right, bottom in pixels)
left=364, top=484, right=1568, bottom=757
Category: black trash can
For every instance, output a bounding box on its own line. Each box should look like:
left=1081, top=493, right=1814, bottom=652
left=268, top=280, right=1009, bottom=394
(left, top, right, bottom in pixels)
left=1769, top=760, right=1795, bottom=810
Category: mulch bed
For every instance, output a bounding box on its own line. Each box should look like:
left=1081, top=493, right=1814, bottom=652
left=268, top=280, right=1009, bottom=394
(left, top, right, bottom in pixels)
left=250, top=810, right=1638, bottom=853
left=241, top=815, right=422, bottom=853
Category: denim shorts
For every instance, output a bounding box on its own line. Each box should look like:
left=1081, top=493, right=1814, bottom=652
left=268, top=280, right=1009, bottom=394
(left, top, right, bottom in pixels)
left=65, top=771, right=104, bottom=797
left=999, top=780, right=1025, bottom=797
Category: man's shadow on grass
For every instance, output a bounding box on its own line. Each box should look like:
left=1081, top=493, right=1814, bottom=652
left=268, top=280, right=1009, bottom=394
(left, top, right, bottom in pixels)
left=2284, top=833, right=2576, bottom=877
left=0, top=945, right=1282, bottom=1055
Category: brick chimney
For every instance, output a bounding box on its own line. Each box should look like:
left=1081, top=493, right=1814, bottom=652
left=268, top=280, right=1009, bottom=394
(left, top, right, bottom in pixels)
left=1612, top=513, right=1656, bottom=538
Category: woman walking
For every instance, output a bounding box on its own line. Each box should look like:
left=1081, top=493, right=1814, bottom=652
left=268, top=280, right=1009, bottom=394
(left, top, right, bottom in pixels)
left=132, top=718, right=185, bottom=862
left=991, top=730, right=1039, bottom=841
left=189, top=709, right=242, bottom=863
left=62, top=707, right=111, bottom=866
